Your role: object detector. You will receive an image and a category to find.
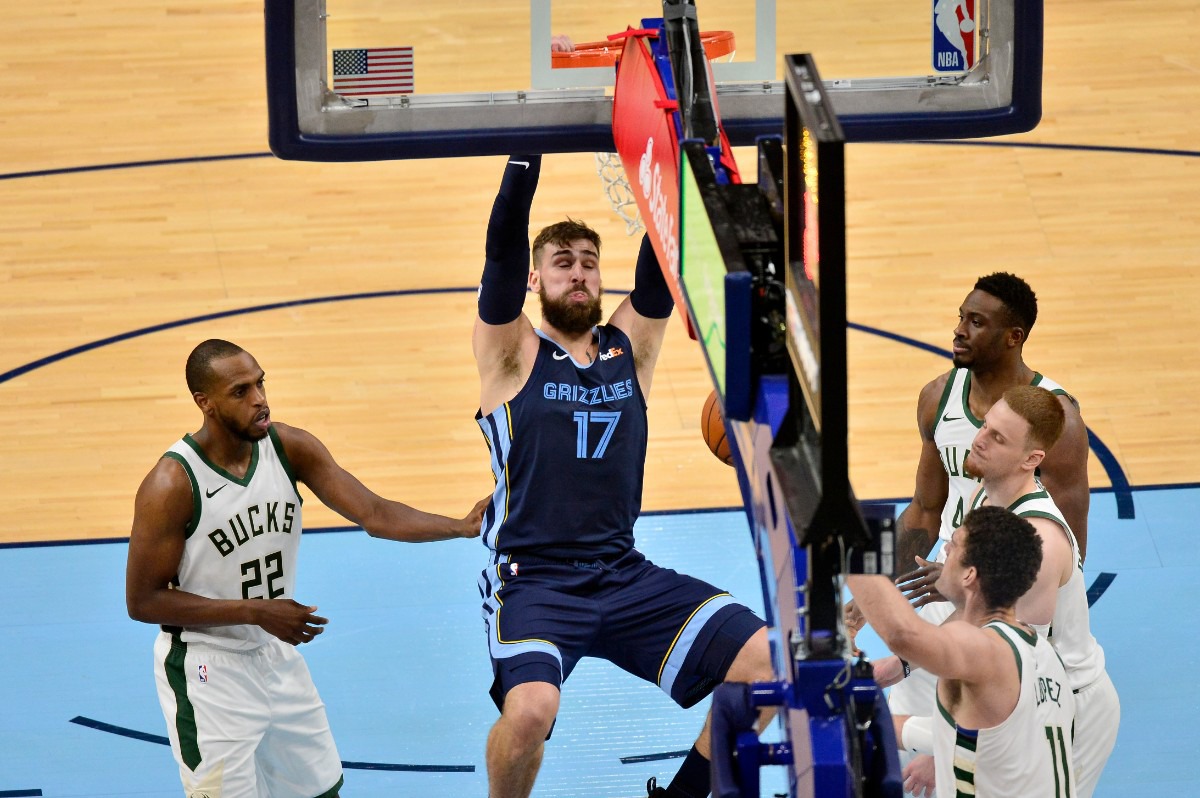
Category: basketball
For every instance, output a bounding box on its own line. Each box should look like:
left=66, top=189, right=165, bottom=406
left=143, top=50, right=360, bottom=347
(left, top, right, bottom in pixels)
left=701, top=389, right=734, bottom=466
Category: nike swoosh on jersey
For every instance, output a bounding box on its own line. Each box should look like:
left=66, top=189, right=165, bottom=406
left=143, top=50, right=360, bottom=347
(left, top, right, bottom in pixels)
left=552, top=351, right=570, bottom=360
left=205, top=484, right=227, bottom=498
left=942, top=414, right=962, bottom=422
left=509, top=160, right=530, bottom=169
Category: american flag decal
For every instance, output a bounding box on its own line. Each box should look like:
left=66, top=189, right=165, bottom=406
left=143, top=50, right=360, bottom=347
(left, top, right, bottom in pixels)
left=332, top=47, right=414, bottom=97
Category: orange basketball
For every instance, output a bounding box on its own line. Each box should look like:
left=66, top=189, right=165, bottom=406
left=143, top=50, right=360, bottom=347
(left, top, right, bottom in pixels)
left=701, top=389, right=734, bottom=466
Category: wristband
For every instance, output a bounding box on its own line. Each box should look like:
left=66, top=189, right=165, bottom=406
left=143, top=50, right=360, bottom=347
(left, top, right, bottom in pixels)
left=628, top=233, right=674, bottom=319
left=901, top=715, right=934, bottom=756
left=899, top=657, right=911, bottom=678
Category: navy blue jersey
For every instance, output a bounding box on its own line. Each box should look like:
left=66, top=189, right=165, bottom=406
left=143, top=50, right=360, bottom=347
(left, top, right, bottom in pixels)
left=476, top=325, right=647, bottom=560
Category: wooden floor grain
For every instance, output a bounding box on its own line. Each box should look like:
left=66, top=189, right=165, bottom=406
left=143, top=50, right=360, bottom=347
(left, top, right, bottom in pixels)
left=2, top=0, right=1198, bottom=543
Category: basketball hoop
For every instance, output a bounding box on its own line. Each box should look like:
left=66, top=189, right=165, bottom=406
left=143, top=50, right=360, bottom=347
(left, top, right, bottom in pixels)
left=551, top=30, right=735, bottom=69
left=594, top=151, right=644, bottom=235
left=557, top=30, right=736, bottom=235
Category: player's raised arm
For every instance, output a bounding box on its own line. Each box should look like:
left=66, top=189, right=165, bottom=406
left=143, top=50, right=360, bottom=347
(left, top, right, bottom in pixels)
left=608, top=233, right=673, bottom=398
left=274, top=421, right=484, bottom=542
left=473, top=155, right=543, bottom=410
left=895, top=374, right=952, bottom=569
left=846, top=574, right=1011, bottom=686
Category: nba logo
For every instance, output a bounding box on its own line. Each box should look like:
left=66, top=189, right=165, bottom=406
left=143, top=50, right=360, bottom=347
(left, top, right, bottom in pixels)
left=933, top=0, right=976, bottom=73
left=198, top=664, right=208, bottom=683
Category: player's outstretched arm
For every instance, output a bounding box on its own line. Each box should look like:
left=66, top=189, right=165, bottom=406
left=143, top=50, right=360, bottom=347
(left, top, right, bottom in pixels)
left=608, top=233, right=673, bottom=398
left=1039, top=394, right=1090, bottom=561
left=126, top=457, right=328, bottom=644
left=275, top=421, right=484, bottom=542
left=846, top=574, right=1006, bottom=685
left=473, top=155, right=543, bottom=412
left=895, top=375, right=951, bottom=569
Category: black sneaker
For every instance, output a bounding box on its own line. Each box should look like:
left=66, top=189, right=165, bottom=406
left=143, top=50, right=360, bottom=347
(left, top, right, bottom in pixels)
left=645, top=776, right=670, bottom=797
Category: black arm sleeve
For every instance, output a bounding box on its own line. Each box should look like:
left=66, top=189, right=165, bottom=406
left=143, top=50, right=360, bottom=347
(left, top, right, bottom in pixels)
left=628, top=233, right=675, bottom=319
left=478, top=155, right=542, bottom=325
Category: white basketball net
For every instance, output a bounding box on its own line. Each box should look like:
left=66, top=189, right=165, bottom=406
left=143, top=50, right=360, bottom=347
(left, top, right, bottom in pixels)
left=594, top=151, right=644, bottom=236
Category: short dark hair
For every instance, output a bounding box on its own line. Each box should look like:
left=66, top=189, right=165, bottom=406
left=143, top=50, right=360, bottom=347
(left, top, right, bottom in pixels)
left=531, top=218, right=601, bottom=268
left=960, top=505, right=1042, bottom=610
left=185, top=339, right=244, bottom=394
left=974, top=272, right=1038, bottom=340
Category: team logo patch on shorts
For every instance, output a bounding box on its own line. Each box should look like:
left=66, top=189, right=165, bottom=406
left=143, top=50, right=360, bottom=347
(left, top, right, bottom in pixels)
left=198, top=664, right=208, bottom=683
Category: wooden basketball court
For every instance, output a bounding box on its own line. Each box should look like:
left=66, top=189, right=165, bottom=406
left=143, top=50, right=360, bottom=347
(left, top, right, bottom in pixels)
left=3, top=0, right=1197, bottom=547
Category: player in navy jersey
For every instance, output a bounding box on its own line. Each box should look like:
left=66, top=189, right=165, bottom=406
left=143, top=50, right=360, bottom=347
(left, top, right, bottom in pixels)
left=473, top=155, right=774, bottom=798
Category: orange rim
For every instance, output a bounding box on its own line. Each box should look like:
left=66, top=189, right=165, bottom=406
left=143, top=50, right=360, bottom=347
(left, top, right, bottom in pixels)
left=552, top=30, right=735, bottom=69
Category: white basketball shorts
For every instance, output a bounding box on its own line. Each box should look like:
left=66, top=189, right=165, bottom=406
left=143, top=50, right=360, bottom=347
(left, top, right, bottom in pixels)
left=153, top=630, right=343, bottom=798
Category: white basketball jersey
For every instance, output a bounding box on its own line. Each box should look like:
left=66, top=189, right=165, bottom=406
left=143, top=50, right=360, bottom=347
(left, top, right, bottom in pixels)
left=164, top=427, right=303, bottom=650
left=933, top=368, right=1070, bottom=542
left=933, top=621, right=1076, bottom=798
left=972, top=487, right=1107, bottom=690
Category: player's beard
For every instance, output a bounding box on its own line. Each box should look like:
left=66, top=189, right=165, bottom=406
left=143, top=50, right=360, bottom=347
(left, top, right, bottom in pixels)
left=963, top=449, right=979, bottom=479
left=540, top=285, right=602, bottom=335
left=219, top=408, right=269, bottom=443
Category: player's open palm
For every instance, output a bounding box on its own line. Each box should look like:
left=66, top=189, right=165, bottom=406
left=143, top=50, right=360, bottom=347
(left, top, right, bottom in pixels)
left=902, top=753, right=937, bottom=798
left=253, top=599, right=328, bottom=646
left=895, top=556, right=945, bottom=609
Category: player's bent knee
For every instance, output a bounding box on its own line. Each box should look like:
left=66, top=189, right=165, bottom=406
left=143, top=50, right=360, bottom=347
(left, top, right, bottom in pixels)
left=501, top=681, right=560, bottom=739
left=724, top=627, right=774, bottom=683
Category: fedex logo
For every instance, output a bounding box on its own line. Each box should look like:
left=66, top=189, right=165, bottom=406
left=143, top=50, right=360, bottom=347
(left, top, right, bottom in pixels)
left=598, top=347, right=624, bottom=361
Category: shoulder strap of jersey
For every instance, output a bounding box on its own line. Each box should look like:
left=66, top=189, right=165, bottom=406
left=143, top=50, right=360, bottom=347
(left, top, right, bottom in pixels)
left=163, top=442, right=202, bottom=538
left=932, top=368, right=965, bottom=434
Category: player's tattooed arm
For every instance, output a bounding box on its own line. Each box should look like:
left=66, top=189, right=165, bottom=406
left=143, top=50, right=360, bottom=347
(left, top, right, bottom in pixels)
left=896, top=376, right=950, bottom=568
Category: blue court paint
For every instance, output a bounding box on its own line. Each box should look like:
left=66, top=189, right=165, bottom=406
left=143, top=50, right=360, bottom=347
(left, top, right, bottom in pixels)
left=1087, top=573, right=1117, bottom=607
left=0, top=288, right=474, bottom=385
left=0, top=152, right=271, bottom=182
left=70, top=717, right=168, bottom=745
left=619, top=750, right=689, bottom=764
left=3, top=496, right=1192, bottom=796
left=69, top=718, right=476, bottom=772
left=340, top=762, right=475, bottom=773
left=906, top=138, right=1200, bottom=160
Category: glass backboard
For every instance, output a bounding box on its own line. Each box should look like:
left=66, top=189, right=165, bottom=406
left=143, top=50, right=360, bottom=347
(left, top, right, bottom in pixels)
left=265, top=0, right=1043, bottom=160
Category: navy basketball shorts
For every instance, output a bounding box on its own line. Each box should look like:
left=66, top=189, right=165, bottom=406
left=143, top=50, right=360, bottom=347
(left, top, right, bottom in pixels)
left=479, top=548, right=765, bottom=713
